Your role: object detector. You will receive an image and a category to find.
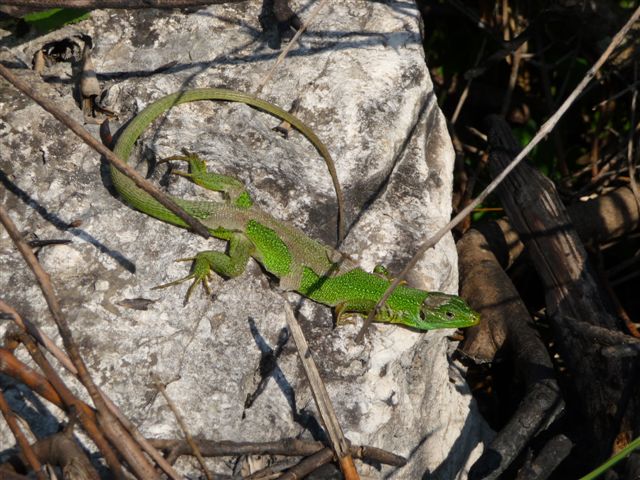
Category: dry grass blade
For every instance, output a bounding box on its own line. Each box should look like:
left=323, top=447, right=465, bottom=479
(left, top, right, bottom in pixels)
left=282, top=301, right=359, bottom=479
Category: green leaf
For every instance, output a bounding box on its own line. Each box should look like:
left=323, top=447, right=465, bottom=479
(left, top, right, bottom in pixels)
left=22, top=8, right=89, bottom=33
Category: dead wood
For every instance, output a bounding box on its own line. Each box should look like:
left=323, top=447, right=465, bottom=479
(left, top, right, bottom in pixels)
left=1, top=432, right=100, bottom=480
left=568, top=186, right=640, bottom=245
left=460, top=182, right=640, bottom=362
left=0, top=303, right=182, bottom=479
left=150, top=437, right=325, bottom=461
left=478, top=114, right=639, bottom=465
left=0, top=389, right=46, bottom=480
left=457, top=120, right=640, bottom=478
left=458, top=228, right=564, bottom=479
left=467, top=186, right=640, bottom=278
left=149, top=437, right=407, bottom=467
left=514, top=434, right=573, bottom=480
left=0, top=470, right=31, bottom=479
left=0, top=347, right=63, bottom=411
left=0, top=204, right=156, bottom=479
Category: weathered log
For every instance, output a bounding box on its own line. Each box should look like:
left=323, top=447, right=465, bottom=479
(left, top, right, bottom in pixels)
left=458, top=227, right=564, bottom=480
left=480, top=115, right=637, bottom=466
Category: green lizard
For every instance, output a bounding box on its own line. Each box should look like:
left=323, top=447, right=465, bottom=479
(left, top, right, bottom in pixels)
left=110, top=88, right=480, bottom=330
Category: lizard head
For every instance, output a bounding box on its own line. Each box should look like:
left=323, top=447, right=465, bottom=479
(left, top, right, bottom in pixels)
left=402, top=292, right=480, bottom=330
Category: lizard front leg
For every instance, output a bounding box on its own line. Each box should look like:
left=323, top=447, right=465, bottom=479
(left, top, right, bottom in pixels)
left=160, top=150, right=253, bottom=208
left=154, top=232, right=255, bottom=302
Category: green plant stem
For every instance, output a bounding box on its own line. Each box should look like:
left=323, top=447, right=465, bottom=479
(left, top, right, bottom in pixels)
left=579, top=436, right=640, bottom=480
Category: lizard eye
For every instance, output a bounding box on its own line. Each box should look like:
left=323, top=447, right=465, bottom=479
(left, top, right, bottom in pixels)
left=445, top=311, right=455, bottom=319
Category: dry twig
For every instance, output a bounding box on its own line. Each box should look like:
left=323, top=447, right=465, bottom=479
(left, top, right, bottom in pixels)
left=0, top=390, right=46, bottom=480
left=282, top=301, right=359, bottom=479
left=0, top=205, right=170, bottom=478
left=7, top=326, right=126, bottom=476
left=0, top=301, right=183, bottom=480
left=0, top=0, right=244, bottom=7
left=0, top=64, right=211, bottom=239
left=148, top=437, right=407, bottom=467
left=152, top=374, right=212, bottom=480
left=279, top=447, right=334, bottom=480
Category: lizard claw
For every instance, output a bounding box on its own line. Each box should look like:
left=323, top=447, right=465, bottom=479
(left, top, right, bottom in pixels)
left=157, top=150, right=252, bottom=208
left=158, top=150, right=203, bottom=181
left=334, top=302, right=359, bottom=326
left=158, top=148, right=200, bottom=165
left=372, top=264, right=407, bottom=285
left=152, top=255, right=213, bottom=303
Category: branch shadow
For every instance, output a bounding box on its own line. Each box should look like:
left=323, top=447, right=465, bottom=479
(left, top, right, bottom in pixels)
left=0, top=168, right=136, bottom=273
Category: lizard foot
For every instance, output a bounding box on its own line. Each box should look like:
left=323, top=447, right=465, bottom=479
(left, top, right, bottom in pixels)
left=373, top=264, right=407, bottom=285
left=152, top=255, right=213, bottom=304
left=160, top=149, right=252, bottom=208
left=334, top=300, right=375, bottom=326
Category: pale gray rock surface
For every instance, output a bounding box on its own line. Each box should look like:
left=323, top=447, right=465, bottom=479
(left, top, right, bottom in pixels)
left=0, top=0, right=491, bottom=477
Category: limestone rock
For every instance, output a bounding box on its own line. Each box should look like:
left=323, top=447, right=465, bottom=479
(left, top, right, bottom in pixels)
left=0, top=1, right=491, bottom=477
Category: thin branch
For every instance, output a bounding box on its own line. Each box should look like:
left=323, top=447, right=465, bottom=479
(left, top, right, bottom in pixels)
left=0, top=301, right=76, bottom=373
left=18, top=432, right=100, bottom=479
left=282, top=300, right=359, bottom=479
left=151, top=437, right=325, bottom=461
left=0, top=0, right=245, bottom=8
left=0, top=390, right=47, bottom=480
left=0, top=64, right=211, bottom=239
left=0, top=205, right=157, bottom=479
left=0, top=346, right=63, bottom=407
left=6, top=328, right=125, bottom=479
left=355, top=4, right=640, bottom=342
left=148, top=437, right=407, bottom=466
left=255, top=0, right=330, bottom=95
left=93, top=392, right=183, bottom=480
left=279, top=448, right=334, bottom=480
left=0, top=303, right=183, bottom=480
left=152, top=374, right=212, bottom=480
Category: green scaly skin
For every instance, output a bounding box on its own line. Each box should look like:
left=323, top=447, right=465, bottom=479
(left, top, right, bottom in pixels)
left=110, top=88, right=480, bottom=331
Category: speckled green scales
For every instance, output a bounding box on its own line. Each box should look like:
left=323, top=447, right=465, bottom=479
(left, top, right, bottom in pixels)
left=110, top=88, right=480, bottom=331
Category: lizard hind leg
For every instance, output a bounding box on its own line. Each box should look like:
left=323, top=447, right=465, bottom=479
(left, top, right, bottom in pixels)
left=153, top=232, right=254, bottom=303
left=334, top=299, right=378, bottom=326
left=372, top=264, right=407, bottom=285
left=160, top=149, right=253, bottom=208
